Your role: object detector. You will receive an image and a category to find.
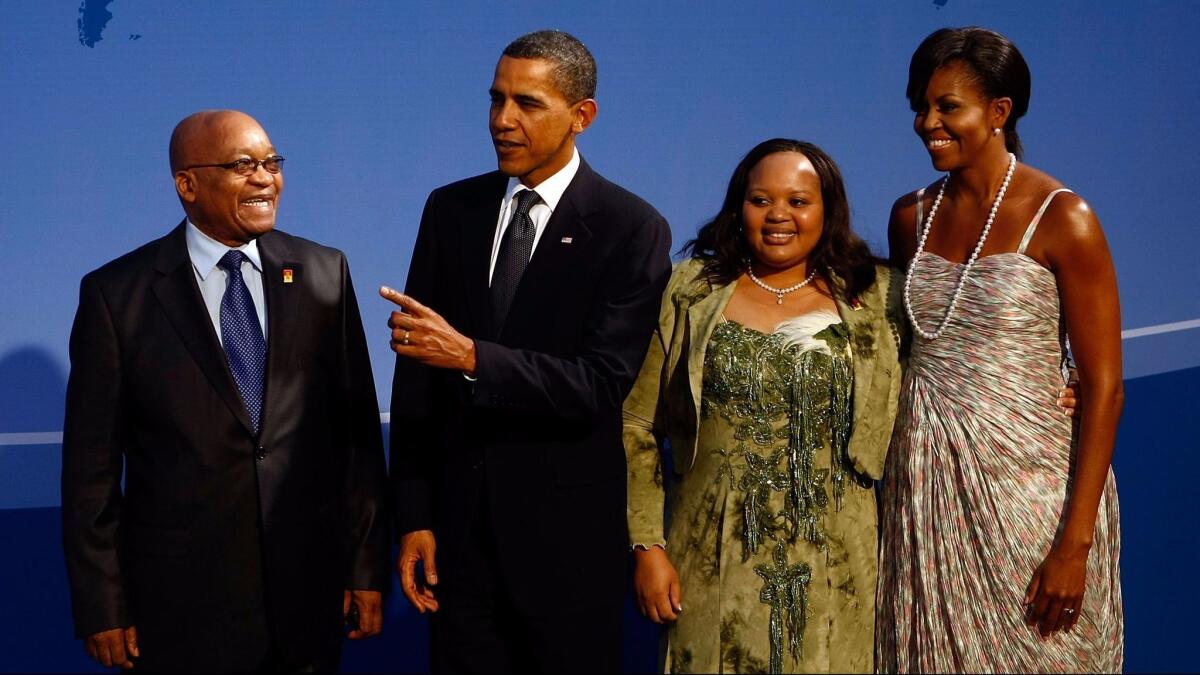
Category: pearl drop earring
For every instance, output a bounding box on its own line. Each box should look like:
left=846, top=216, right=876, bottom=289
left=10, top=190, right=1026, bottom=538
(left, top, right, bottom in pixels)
left=993, top=127, right=1001, bottom=136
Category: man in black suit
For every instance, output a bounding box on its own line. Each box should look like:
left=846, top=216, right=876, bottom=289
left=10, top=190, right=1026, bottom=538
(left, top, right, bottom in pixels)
left=382, top=30, right=672, bottom=673
left=62, top=110, right=390, bottom=673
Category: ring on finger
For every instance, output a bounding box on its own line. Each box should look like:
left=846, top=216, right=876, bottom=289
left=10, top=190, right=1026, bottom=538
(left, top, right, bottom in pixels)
left=402, top=330, right=411, bottom=346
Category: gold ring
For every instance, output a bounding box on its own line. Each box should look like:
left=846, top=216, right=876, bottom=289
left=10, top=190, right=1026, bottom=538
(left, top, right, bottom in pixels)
left=402, top=330, right=411, bottom=345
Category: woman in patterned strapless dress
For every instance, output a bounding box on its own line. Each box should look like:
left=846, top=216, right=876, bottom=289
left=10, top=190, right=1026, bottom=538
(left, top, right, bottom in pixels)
left=877, top=28, right=1124, bottom=673
left=625, top=139, right=904, bottom=673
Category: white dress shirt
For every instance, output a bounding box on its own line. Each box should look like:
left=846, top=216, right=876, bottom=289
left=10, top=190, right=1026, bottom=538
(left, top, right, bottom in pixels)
left=185, top=220, right=268, bottom=347
left=487, top=147, right=580, bottom=285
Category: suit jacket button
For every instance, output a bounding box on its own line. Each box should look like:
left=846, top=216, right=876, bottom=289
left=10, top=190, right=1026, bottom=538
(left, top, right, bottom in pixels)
left=255, top=446, right=268, bottom=461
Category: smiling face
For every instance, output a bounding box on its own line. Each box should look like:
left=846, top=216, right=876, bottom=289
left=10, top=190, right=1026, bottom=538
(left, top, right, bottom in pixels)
left=173, top=111, right=283, bottom=246
left=914, top=60, right=1011, bottom=172
left=742, top=151, right=825, bottom=273
left=488, top=56, right=595, bottom=187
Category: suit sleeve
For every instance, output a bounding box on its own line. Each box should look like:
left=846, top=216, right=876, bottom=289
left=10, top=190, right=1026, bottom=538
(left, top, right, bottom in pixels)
left=471, top=213, right=672, bottom=425
left=623, top=285, right=675, bottom=548
left=61, top=274, right=129, bottom=637
left=389, top=191, right=442, bottom=536
left=336, top=254, right=392, bottom=590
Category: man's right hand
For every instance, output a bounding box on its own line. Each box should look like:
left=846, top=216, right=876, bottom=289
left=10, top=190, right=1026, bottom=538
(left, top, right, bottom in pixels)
left=85, top=626, right=138, bottom=669
left=397, top=530, right=439, bottom=613
left=633, top=546, right=682, bottom=624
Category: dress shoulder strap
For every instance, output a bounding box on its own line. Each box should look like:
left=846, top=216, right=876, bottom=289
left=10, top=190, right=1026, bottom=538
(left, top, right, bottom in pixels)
left=915, top=187, right=926, bottom=229
left=1017, top=188, right=1074, bottom=254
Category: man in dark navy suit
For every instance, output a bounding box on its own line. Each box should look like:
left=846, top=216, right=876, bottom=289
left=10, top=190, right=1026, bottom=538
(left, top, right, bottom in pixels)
left=62, top=110, right=390, bottom=673
left=383, top=30, right=672, bottom=674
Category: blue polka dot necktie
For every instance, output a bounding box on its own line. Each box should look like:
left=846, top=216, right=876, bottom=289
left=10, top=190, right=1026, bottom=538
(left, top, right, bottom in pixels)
left=217, top=250, right=266, bottom=435
left=490, top=188, right=541, bottom=335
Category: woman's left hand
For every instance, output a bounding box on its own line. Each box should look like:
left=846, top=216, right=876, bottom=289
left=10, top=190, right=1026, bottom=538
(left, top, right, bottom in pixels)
left=1023, top=544, right=1089, bottom=637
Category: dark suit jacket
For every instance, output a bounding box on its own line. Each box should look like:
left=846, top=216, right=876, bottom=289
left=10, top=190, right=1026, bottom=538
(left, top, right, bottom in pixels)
left=62, top=223, right=390, bottom=673
left=390, top=158, right=671, bottom=614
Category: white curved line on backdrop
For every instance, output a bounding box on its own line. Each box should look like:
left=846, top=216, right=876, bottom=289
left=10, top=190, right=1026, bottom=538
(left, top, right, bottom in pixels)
left=1, top=318, right=1195, bottom=447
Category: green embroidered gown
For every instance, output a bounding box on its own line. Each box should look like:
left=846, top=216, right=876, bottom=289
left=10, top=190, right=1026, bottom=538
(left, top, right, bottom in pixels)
left=664, top=314, right=876, bottom=674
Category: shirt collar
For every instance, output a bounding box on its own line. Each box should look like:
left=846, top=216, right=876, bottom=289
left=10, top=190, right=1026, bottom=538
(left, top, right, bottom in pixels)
left=504, top=146, right=580, bottom=213
left=185, top=220, right=264, bottom=281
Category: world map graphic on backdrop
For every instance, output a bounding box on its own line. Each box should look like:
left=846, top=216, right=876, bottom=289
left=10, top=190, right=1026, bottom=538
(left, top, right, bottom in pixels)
left=76, top=0, right=113, bottom=47
left=77, top=0, right=140, bottom=46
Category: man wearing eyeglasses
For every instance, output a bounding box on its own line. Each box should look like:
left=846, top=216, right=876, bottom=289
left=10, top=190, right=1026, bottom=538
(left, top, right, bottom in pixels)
left=62, top=110, right=390, bottom=673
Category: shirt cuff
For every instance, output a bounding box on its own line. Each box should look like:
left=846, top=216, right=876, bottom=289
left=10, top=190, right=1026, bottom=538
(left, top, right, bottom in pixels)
left=631, top=541, right=667, bottom=552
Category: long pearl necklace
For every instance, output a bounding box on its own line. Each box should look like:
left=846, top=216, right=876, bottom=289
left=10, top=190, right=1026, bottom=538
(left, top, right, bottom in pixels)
left=903, top=152, right=1016, bottom=340
left=746, top=264, right=817, bottom=304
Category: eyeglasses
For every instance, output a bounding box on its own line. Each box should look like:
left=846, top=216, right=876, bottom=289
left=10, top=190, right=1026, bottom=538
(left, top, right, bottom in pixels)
left=184, top=155, right=285, bottom=176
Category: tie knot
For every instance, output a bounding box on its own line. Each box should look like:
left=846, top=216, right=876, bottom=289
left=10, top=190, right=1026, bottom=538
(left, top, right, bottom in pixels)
left=218, top=250, right=249, bottom=273
left=514, top=189, right=541, bottom=216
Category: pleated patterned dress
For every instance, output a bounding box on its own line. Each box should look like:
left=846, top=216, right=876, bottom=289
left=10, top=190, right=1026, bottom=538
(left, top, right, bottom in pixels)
left=876, top=189, right=1124, bottom=673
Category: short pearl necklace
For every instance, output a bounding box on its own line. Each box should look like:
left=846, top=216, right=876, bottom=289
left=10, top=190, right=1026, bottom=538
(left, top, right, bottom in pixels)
left=746, top=264, right=817, bottom=304
left=903, top=152, right=1016, bottom=340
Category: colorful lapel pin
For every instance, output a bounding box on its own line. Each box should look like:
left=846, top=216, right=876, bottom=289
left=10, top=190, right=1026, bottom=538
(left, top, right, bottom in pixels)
left=282, top=268, right=294, bottom=284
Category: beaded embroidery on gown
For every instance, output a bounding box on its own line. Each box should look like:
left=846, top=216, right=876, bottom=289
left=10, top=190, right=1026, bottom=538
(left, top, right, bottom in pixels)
left=665, top=311, right=879, bottom=674
left=876, top=189, right=1124, bottom=673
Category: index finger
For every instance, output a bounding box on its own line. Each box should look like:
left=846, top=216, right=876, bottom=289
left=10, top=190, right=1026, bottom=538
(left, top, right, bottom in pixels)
left=379, top=287, right=429, bottom=316
left=397, top=554, right=424, bottom=612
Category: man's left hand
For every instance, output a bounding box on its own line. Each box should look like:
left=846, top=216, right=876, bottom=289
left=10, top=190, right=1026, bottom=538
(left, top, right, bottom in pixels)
left=381, top=287, right=476, bottom=374
left=343, top=589, right=383, bottom=639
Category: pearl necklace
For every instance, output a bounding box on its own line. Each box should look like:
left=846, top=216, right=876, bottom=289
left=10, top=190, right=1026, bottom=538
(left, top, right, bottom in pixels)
left=746, top=264, right=818, bottom=304
left=903, top=152, right=1016, bottom=340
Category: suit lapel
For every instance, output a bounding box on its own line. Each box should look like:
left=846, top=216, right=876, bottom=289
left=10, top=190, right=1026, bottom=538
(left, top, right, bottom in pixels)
left=495, top=162, right=597, bottom=341
left=462, top=174, right=508, bottom=339
left=258, top=232, right=299, bottom=440
left=502, top=186, right=594, bottom=338
left=151, top=222, right=255, bottom=436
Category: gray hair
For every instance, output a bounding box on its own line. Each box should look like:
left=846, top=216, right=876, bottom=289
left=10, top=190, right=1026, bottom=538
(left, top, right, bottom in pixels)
left=502, top=30, right=596, bottom=102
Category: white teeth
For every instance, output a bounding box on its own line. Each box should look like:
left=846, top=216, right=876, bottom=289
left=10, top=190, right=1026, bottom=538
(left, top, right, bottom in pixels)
left=927, top=139, right=952, bottom=149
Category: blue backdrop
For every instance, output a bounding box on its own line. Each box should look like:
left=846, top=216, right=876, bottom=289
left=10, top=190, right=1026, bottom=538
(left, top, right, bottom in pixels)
left=0, top=1, right=1196, bottom=672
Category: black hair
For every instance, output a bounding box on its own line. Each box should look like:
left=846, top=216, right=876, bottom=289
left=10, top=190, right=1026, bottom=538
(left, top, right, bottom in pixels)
left=503, top=30, right=597, bottom=102
left=907, top=26, right=1031, bottom=159
left=682, top=138, right=881, bottom=303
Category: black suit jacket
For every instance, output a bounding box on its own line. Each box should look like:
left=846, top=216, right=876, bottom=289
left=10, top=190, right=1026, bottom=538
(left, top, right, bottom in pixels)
left=62, top=223, right=389, bottom=673
left=390, top=158, right=671, bottom=613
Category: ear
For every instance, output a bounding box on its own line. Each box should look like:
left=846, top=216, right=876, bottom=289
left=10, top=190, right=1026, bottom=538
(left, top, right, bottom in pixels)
left=990, top=96, right=1013, bottom=133
left=174, top=170, right=197, bottom=204
left=572, top=99, right=597, bottom=134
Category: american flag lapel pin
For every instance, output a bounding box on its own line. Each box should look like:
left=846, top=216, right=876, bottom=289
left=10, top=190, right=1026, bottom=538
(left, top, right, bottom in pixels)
left=282, top=268, right=294, bottom=284
left=561, top=236, right=573, bottom=244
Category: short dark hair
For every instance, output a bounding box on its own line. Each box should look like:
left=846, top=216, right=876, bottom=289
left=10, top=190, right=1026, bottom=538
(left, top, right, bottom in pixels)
left=907, top=27, right=1032, bottom=159
left=503, top=30, right=597, bottom=102
left=682, top=138, right=881, bottom=303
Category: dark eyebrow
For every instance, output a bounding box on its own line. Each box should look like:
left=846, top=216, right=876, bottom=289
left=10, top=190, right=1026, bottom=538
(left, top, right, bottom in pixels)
left=229, top=147, right=278, bottom=157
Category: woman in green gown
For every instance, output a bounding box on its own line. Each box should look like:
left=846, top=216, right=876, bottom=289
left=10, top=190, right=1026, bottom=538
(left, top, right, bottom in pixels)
left=624, top=139, right=904, bottom=673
